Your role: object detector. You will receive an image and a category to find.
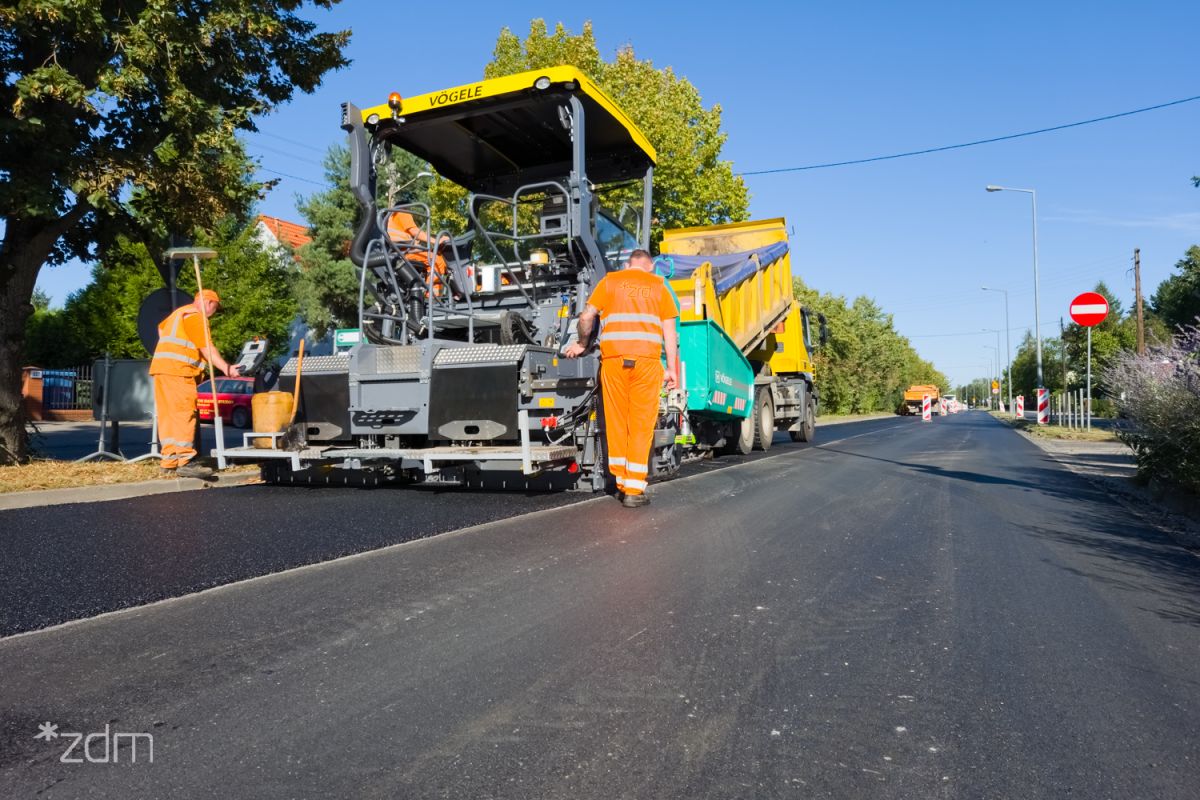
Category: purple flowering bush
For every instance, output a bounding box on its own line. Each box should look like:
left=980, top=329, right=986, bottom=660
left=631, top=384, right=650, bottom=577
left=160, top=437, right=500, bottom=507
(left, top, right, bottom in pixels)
left=1105, top=325, right=1200, bottom=493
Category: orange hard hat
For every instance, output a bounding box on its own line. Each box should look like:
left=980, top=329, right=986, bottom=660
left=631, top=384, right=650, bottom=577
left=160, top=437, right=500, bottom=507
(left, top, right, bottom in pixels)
left=194, top=289, right=220, bottom=307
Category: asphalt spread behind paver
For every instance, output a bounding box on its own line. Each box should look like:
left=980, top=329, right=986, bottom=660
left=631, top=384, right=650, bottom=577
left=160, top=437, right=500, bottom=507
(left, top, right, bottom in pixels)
left=0, top=417, right=900, bottom=637
left=1, top=412, right=1198, bottom=798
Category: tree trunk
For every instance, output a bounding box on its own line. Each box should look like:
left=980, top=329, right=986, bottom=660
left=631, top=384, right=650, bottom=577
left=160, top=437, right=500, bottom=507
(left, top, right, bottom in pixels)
left=0, top=207, right=88, bottom=464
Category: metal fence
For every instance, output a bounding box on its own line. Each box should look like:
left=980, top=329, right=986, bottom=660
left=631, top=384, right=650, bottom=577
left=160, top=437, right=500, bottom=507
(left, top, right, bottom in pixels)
left=40, top=364, right=94, bottom=411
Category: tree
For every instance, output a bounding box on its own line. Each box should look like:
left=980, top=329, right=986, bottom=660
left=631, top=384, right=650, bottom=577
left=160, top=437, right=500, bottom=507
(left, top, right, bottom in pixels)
left=0, top=1, right=349, bottom=461
left=1008, top=331, right=1065, bottom=398
left=1151, top=245, right=1200, bottom=331
left=293, top=144, right=432, bottom=336
left=425, top=20, right=750, bottom=242
left=22, top=223, right=299, bottom=367
left=792, top=278, right=948, bottom=414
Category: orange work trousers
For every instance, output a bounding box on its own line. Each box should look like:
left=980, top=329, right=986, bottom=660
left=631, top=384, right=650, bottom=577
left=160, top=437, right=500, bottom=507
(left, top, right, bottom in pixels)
left=600, top=356, right=663, bottom=496
left=154, top=373, right=199, bottom=469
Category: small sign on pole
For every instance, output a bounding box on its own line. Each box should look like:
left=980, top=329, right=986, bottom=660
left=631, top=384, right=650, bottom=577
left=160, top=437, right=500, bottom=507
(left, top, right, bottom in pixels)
left=1070, top=292, right=1109, bottom=432
left=922, top=394, right=932, bottom=422
left=334, top=328, right=361, bottom=351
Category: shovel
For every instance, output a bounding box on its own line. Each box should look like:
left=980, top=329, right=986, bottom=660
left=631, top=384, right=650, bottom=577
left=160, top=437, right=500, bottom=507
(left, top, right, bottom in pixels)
left=279, top=339, right=306, bottom=450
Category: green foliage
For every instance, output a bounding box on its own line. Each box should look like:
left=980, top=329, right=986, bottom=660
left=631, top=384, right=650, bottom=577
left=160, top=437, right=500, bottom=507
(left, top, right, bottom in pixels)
left=1007, top=330, right=1065, bottom=398
left=1107, top=326, right=1200, bottom=492
left=25, top=222, right=297, bottom=366
left=1, top=0, right=349, bottom=257
left=793, top=278, right=948, bottom=414
left=1151, top=245, right=1200, bottom=331
left=292, top=144, right=431, bottom=336
left=430, top=20, right=751, bottom=243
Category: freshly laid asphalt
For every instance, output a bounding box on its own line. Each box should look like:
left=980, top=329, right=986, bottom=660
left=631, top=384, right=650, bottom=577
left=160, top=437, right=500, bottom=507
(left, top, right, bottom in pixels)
left=2, top=412, right=1198, bottom=798
left=0, top=416, right=896, bottom=637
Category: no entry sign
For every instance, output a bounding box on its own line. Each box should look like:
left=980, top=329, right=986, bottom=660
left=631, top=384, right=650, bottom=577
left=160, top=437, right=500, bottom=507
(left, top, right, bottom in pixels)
left=1070, top=292, right=1109, bottom=327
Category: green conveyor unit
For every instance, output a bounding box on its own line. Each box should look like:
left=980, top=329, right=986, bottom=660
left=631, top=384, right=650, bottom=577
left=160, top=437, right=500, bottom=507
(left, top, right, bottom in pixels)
left=679, top=319, right=754, bottom=421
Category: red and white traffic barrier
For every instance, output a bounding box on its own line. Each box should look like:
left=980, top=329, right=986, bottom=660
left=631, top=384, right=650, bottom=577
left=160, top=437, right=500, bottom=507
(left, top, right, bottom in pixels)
left=1036, top=388, right=1048, bottom=425
left=1016, top=395, right=1024, bottom=418
left=922, top=394, right=931, bottom=422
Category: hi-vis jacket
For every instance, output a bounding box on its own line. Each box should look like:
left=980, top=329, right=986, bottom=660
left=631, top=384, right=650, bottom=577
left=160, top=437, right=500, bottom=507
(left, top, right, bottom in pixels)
left=587, top=269, right=679, bottom=359
left=149, top=305, right=210, bottom=378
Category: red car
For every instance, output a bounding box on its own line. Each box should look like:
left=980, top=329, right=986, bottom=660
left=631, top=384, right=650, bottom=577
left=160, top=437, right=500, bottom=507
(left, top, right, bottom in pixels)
left=197, top=376, right=256, bottom=428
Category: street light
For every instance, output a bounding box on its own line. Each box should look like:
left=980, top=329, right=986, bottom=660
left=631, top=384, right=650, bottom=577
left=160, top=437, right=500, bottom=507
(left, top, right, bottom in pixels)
left=985, top=185, right=1042, bottom=389
left=982, top=328, right=1004, bottom=409
left=981, top=286, right=1013, bottom=412
left=983, top=344, right=999, bottom=409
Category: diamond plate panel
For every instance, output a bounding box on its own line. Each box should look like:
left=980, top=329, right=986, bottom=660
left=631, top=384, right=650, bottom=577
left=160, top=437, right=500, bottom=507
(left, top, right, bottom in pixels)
left=279, top=353, right=349, bottom=375
left=374, top=346, right=423, bottom=374
left=433, top=344, right=527, bottom=366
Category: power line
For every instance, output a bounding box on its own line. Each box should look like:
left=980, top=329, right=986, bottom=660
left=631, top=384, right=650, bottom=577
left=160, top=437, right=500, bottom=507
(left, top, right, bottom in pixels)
left=739, top=93, right=1200, bottom=176
left=250, top=130, right=330, bottom=155
left=256, top=166, right=328, bottom=187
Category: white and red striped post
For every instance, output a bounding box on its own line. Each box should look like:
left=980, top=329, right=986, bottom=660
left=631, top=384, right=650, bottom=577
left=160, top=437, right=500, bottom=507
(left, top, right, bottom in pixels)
left=1015, top=395, right=1024, bottom=418
left=1036, top=388, right=1048, bottom=425
left=922, top=393, right=932, bottom=422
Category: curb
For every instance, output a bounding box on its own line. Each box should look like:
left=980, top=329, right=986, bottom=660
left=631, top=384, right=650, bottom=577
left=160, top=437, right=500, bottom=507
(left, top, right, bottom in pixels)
left=1012, top=427, right=1200, bottom=551
left=0, top=472, right=260, bottom=512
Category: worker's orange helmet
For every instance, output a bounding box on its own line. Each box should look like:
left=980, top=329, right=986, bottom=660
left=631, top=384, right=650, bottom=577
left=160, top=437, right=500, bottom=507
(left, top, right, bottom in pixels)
left=195, top=289, right=220, bottom=308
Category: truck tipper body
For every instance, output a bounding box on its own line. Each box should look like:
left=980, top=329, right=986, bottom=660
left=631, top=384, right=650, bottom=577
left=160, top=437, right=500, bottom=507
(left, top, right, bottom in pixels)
left=901, top=384, right=940, bottom=415
left=659, top=218, right=824, bottom=453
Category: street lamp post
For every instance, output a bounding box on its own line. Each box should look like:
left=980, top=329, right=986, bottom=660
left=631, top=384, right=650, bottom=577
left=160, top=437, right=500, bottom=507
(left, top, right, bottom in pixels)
left=982, top=328, right=1004, bottom=409
left=986, top=186, right=1042, bottom=389
left=983, top=344, right=999, bottom=409
left=981, top=286, right=1013, bottom=412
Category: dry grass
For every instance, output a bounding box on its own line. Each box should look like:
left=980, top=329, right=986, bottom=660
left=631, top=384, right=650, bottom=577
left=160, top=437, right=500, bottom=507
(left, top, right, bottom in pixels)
left=816, top=412, right=897, bottom=424
left=0, top=460, right=258, bottom=494
left=989, top=411, right=1119, bottom=442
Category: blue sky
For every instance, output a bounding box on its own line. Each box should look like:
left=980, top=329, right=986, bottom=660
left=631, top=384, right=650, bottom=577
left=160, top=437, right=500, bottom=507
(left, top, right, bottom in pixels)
left=36, top=1, right=1200, bottom=387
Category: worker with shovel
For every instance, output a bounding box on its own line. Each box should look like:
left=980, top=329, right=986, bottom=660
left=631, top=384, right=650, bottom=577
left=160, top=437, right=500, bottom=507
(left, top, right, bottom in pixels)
left=149, top=289, right=242, bottom=478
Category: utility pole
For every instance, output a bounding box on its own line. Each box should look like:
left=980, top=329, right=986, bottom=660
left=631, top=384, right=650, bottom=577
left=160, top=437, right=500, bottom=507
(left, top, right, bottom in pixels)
left=1059, top=317, right=1068, bottom=391
left=1134, top=248, right=1145, bottom=355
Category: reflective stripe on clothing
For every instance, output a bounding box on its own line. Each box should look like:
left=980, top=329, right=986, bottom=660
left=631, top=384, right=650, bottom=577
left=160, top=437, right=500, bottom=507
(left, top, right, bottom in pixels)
left=598, top=331, right=664, bottom=345
left=600, top=357, right=662, bottom=496
left=604, top=313, right=663, bottom=327
left=150, top=305, right=207, bottom=378
left=587, top=269, right=678, bottom=360
left=155, top=373, right=199, bottom=468
left=154, top=351, right=204, bottom=368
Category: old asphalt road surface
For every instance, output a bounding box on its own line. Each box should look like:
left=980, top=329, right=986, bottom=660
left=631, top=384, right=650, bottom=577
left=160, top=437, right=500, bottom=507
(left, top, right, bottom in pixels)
left=1, top=412, right=1197, bottom=798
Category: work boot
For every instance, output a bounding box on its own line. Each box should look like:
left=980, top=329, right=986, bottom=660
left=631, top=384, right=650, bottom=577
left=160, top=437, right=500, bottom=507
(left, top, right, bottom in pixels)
left=621, top=493, right=650, bottom=508
left=176, top=462, right=215, bottom=479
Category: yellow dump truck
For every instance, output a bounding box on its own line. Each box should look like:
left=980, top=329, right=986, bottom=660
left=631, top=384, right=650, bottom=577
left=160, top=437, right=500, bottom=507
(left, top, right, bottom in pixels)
left=660, top=218, right=825, bottom=453
left=901, top=384, right=940, bottom=415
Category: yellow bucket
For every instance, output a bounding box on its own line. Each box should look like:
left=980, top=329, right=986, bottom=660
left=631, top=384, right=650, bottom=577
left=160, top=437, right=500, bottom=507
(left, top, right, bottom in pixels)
left=250, top=391, right=293, bottom=449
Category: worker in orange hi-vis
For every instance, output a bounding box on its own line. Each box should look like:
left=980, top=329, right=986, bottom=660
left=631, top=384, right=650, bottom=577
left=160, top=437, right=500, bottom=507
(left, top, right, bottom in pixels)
left=564, top=249, right=679, bottom=508
left=387, top=210, right=450, bottom=290
left=148, top=290, right=241, bottom=479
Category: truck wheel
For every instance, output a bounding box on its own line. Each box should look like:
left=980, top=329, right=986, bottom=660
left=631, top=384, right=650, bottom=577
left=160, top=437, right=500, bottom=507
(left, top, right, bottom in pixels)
left=790, top=399, right=816, bottom=443
left=752, top=387, right=774, bottom=451
left=719, top=412, right=755, bottom=456
left=231, top=406, right=251, bottom=429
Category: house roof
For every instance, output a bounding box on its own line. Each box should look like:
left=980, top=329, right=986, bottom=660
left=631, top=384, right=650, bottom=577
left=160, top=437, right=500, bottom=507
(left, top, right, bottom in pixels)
left=256, top=215, right=312, bottom=250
